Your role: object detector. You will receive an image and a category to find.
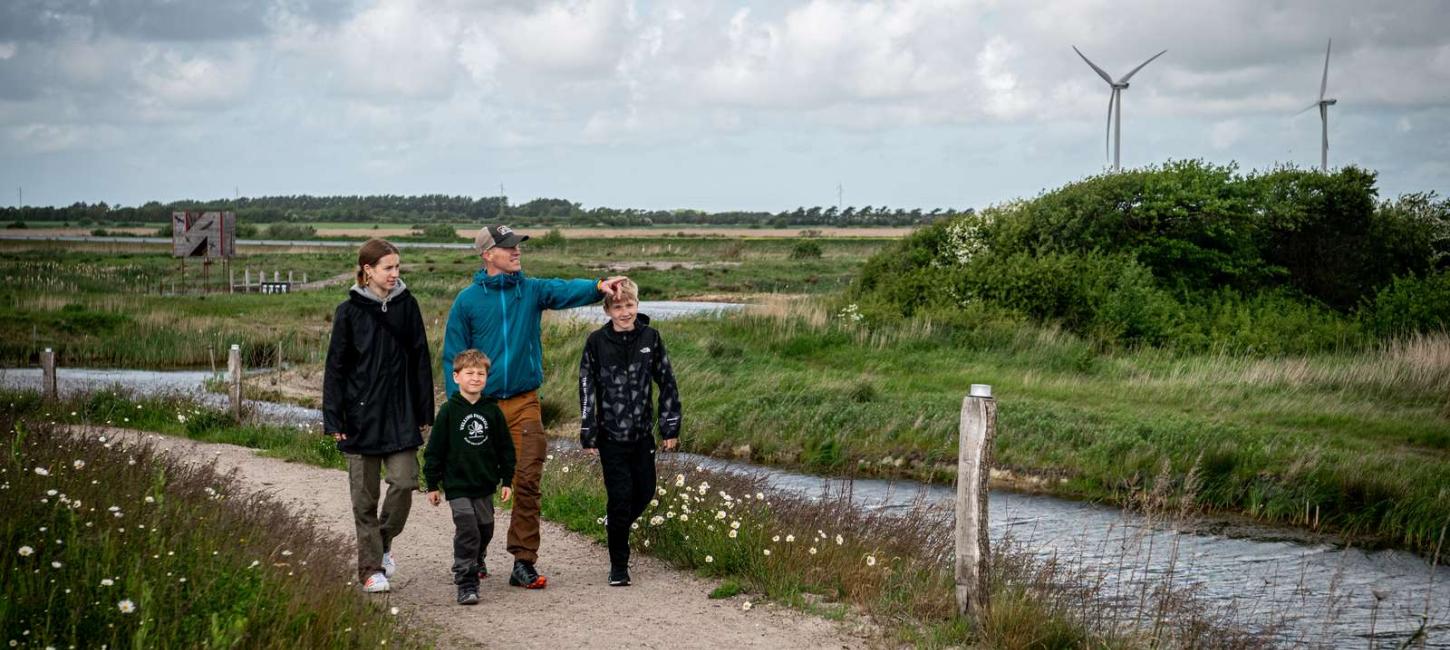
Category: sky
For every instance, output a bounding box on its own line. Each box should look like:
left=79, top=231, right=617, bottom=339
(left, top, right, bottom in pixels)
left=2, top=0, right=1448, bottom=213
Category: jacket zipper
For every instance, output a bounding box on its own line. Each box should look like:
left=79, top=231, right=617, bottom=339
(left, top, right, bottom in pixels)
left=497, top=286, right=510, bottom=395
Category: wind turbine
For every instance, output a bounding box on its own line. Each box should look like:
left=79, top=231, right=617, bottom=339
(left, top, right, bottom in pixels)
left=1073, top=46, right=1167, bottom=172
left=1299, top=39, right=1336, bottom=172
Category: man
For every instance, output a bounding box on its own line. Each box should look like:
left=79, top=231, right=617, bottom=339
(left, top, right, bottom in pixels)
left=443, top=224, right=625, bottom=589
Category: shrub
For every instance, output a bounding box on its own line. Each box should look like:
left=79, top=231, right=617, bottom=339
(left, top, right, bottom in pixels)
left=534, top=227, right=567, bottom=248
left=6, top=220, right=26, bottom=229
left=789, top=241, right=823, bottom=259
left=263, top=222, right=317, bottom=239
left=412, top=223, right=459, bottom=240
left=1365, top=270, right=1450, bottom=336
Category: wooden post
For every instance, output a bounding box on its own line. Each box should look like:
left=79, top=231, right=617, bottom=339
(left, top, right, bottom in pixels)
left=955, top=384, right=996, bottom=616
left=228, top=344, right=242, bottom=422
left=208, top=345, right=217, bottom=377
left=40, top=348, right=57, bottom=400
left=229, top=266, right=235, bottom=293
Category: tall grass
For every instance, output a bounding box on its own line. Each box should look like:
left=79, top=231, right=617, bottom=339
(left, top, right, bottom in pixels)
left=0, top=398, right=420, bottom=648
left=537, top=300, right=1450, bottom=554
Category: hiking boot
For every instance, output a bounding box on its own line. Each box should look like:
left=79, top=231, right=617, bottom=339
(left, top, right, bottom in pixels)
left=381, top=552, right=397, bottom=578
left=509, top=560, right=547, bottom=589
left=457, top=586, right=479, bottom=605
left=608, top=566, right=631, bottom=587
left=361, top=572, right=390, bottom=593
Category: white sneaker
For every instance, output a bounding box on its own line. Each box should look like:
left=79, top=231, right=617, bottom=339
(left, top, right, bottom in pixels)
left=362, top=572, right=390, bottom=593
left=381, top=552, right=396, bottom=578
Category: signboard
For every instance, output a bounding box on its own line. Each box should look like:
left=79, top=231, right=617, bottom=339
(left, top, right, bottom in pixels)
left=172, top=211, right=236, bottom=258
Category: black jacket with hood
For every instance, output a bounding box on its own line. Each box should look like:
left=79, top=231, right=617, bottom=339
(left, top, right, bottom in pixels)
left=578, top=314, right=682, bottom=448
left=323, top=279, right=435, bottom=455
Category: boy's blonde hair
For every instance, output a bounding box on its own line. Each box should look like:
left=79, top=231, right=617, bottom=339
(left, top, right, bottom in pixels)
left=452, top=349, right=491, bottom=372
left=603, top=278, right=639, bottom=309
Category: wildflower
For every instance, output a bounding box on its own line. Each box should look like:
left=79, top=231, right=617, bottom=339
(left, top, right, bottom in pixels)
left=715, top=510, right=726, bottom=520
left=100, top=579, right=113, bottom=587
left=785, top=534, right=795, bottom=543
left=704, top=555, right=713, bottom=563
left=248, top=560, right=260, bottom=569
left=117, top=599, right=135, bottom=614
left=866, top=555, right=877, bottom=567
left=674, top=474, right=685, bottom=487
left=281, top=550, right=293, bottom=556
left=51, top=561, right=62, bottom=568
left=33, top=467, right=49, bottom=476
left=742, top=601, right=753, bottom=611
left=730, top=521, right=740, bottom=530
left=657, top=488, right=666, bottom=496
left=73, top=460, right=85, bottom=470
left=678, top=514, right=689, bottom=522
left=809, top=547, right=818, bottom=555
left=561, top=465, right=570, bottom=474
left=204, top=487, right=216, bottom=497
left=763, top=549, right=771, bottom=556
left=650, top=516, right=664, bottom=526
left=546, top=454, right=555, bottom=461
left=755, top=492, right=764, bottom=500
left=108, top=506, right=120, bottom=512
left=144, top=496, right=154, bottom=504
left=17, top=546, right=33, bottom=557
left=390, top=607, right=399, bottom=616
left=46, top=489, right=57, bottom=497
left=630, top=522, right=639, bottom=530
left=666, top=511, right=676, bottom=519
left=772, top=535, right=780, bottom=542
left=835, top=534, right=844, bottom=546
left=177, top=414, right=187, bottom=424
left=649, top=498, right=659, bottom=507
left=728, top=529, right=737, bottom=538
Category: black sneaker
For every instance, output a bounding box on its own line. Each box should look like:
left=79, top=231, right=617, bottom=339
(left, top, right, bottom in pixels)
left=608, top=566, right=631, bottom=587
left=457, top=587, right=479, bottom=605
left=509, top=560, right=547, bottom=589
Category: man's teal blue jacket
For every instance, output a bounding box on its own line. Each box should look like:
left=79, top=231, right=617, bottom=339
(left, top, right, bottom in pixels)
left=442, top=269, right=602, bottom=398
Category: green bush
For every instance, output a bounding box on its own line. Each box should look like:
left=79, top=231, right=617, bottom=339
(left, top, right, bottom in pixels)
left=263, top=222, right=317, bottom=239
left=851, top=161, right=1448, bottom=351
left=411, top=223, right=459, bottom=240
left=789, top=240, right=823, bottom=259
left=1366, top=270, right=1450, bottom=336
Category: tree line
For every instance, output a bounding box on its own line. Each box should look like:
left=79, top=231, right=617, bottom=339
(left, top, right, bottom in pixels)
left=2, top=194, right=959, bottom=228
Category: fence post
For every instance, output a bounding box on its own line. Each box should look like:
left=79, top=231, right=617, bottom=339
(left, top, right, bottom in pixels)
left=228, top=344, right=242, bottom=422
left=40, top=348, right=57, bottom=400
left=955, top=383, right=995, bottom=616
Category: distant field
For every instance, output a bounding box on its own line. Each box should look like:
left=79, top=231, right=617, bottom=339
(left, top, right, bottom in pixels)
left=4, top=224, right=917, bottom=239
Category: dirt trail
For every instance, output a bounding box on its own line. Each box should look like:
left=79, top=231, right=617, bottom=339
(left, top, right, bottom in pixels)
left=95, top=428, right=869, bottom=649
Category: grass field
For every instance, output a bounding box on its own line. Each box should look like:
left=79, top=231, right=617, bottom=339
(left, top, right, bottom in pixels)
left=4, top=235, right=1448, bottom=554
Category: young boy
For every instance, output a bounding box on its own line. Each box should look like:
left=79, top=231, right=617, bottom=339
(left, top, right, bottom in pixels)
left=425, top=349, right=516, bottom=605
left=578, top=279, right=682, bottom=586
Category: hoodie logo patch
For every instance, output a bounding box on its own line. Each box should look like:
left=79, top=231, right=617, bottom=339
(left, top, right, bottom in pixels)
left=639, top=347, right=651, bottom=353
left=461, top=414, right=489, bottom=446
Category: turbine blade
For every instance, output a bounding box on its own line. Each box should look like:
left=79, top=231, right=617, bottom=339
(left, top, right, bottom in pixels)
left=1319, top=38, right=1331, bottom=101
left=1074, top=46, right=1116, bottom=85
left=1295, top=101, right=1319, bottom=116
left=1120, top=49, right=1168, bottom=83
left=1106, top=91, right=1115, bottom=162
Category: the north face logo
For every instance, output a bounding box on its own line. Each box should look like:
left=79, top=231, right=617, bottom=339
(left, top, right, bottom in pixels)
left=639, top=347, right=651, bottom=353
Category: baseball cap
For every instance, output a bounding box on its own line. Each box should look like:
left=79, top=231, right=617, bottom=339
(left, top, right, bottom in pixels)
left=474, top=224, right=530, bottom=253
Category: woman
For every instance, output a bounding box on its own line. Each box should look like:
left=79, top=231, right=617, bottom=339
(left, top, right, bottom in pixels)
left=323, top=238, right=434, bottom=593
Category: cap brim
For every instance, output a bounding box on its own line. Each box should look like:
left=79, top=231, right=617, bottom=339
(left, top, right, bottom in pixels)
left=494, top=233, right=530, bottom=248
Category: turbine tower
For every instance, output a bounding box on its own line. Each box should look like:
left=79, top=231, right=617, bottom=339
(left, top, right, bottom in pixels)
left=1073, top=46, right=1167, bottom=172
left=1299, top=39, right=1337, bottom=172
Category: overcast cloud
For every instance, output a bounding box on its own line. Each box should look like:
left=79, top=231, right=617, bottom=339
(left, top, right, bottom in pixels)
left=2, top=0, right=1447, bottom=211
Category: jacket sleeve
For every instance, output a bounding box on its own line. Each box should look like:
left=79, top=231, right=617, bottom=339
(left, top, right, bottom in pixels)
left=492, top=409, right=516, bottom=489
left=409, top=297, right=435, bottom=427
left=441, top=292, right=469, bottom=397
left=533, top=277, right=603, bottom=310
left=578, top=337, right=599, bottom=449
left=651, top=332, right=682, bottom=440
left=422, top=404, right=449, bottom=492
left=322, top=304, right=353, bottom=435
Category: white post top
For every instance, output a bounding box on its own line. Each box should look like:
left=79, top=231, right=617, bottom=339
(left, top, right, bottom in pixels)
left=969, top=384, right=993, bottom=398
left=230, top=344, right=240, bottom=350
left=44, top=347, right=52, bottom=353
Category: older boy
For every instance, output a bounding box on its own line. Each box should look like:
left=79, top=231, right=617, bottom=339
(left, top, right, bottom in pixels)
left=425, top=349, right=516, bottom=605
left=578, top=279, right=682, bottom=586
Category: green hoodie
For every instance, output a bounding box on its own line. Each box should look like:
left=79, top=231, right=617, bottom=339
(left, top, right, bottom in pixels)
left=423, top=393, right=516, bottom=499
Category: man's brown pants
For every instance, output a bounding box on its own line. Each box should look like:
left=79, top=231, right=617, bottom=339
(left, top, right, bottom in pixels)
left=497, top=390, right=547, bottom=564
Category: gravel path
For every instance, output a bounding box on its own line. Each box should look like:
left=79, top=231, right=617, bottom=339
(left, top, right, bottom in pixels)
left=95, top=428, right=870, bottom=649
